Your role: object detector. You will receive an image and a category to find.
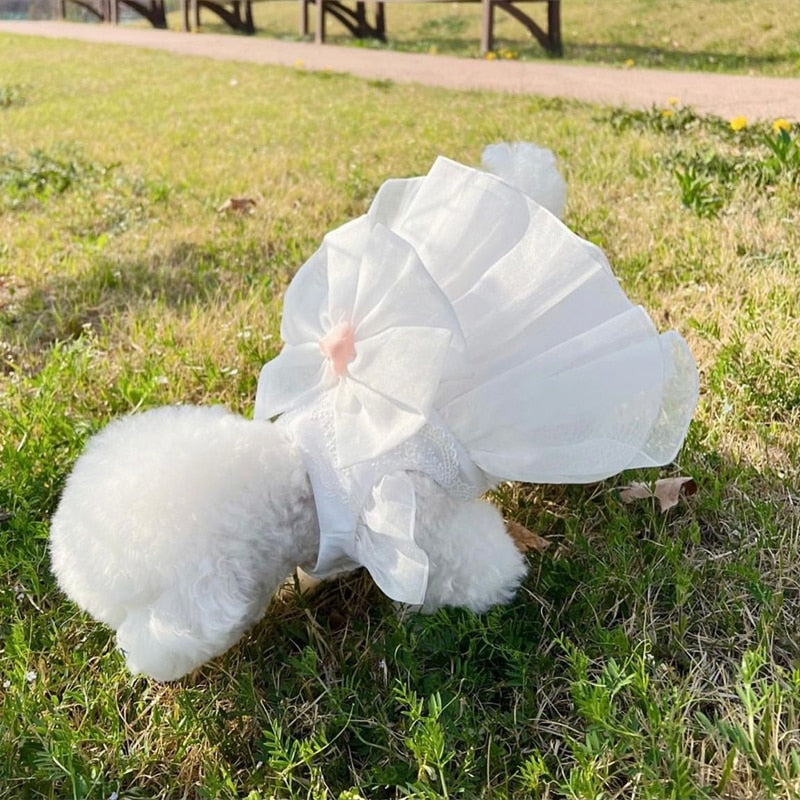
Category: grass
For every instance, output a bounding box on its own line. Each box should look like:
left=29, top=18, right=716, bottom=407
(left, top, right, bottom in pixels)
left=1, top=31, right=800, bottom=800
left=160, top=0, right=800, bottom=76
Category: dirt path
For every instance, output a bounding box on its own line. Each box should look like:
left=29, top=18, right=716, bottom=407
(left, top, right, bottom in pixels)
left=1, top=20, right=799, bottom=121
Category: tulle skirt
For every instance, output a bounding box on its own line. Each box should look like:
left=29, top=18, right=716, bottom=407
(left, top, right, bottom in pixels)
left=356, top=156, right=698, bottom=483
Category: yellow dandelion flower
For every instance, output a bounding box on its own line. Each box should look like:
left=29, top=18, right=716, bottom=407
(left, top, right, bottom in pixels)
left=485, top=51, right=498, bottom=60
left=661, top=109, right=675, bottom=118
left=667, top=96, right=680, bottom=106
left=730, top=116, right=748, bottom=132
left=502, top=49, right=517, bottom=60
left=624, top=58, right=635, bottom=69
left=772, top=118, right=792, bottom=133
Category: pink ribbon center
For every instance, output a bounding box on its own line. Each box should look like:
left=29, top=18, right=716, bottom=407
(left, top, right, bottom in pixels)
left=319, top=321, right=356, bottom=377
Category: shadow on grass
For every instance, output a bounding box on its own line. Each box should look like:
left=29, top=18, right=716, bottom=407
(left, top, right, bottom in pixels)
left=181, top=433, right=800, bottom=797
left=237, top=431, right=800, bottom=696
left=561, top=41, right=799, bottom=74
left=0, top=237, right=286, bottom=361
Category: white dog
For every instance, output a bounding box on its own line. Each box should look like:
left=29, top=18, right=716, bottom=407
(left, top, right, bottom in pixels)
left=50, top=405, right=526, bottom=681
left=50, top=146, right=697, bottom=681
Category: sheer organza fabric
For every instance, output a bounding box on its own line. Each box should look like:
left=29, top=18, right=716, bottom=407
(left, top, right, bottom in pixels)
left=255, top=156, right=698, bottom=604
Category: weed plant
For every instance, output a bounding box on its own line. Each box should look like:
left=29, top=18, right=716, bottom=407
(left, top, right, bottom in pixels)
left=0, top=85, right=24, bottom=109
left=610, top=106, right=800, bottom=217
left=1, top=34, right=800, bottom=800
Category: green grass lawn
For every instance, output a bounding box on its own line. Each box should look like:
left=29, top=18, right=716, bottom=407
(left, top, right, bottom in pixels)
left=2, top=32, right=800, bottom=800
left=167, top=0, right=800, bottom=75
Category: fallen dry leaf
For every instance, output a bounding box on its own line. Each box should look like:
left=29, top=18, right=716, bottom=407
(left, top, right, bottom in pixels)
left=217, top=196, right=257, bottom=214
left=619, top=477, right=697, bottom=512
left=506, top=520, right=550, bottom=553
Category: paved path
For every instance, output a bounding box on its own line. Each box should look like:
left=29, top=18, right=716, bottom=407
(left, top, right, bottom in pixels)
left=1, top=20, right=799, bottom=121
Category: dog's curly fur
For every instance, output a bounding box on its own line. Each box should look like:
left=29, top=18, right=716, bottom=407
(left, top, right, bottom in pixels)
left=50, top=405, right=527, bottom=680
left=50, top=406, right=319, bottom=681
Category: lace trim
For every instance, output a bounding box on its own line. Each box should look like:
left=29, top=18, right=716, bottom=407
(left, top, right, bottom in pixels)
left=282, top=396, right=485, bottom=502
left=275, top=394, right=487, bottom=585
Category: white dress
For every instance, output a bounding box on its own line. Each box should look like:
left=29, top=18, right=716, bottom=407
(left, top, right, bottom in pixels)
left=254, top=149, right=699, bottom=605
